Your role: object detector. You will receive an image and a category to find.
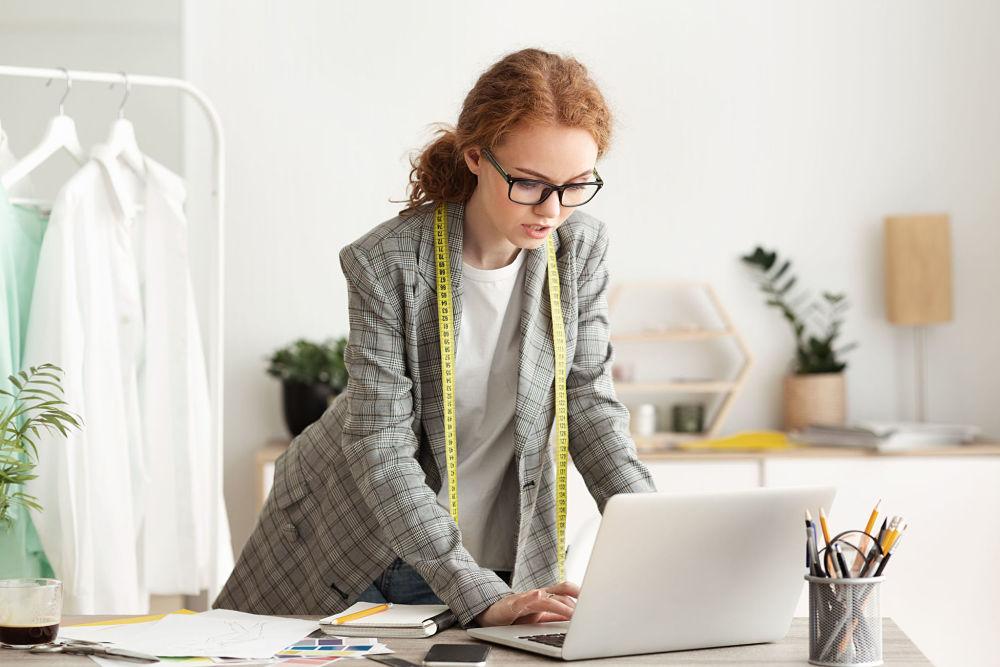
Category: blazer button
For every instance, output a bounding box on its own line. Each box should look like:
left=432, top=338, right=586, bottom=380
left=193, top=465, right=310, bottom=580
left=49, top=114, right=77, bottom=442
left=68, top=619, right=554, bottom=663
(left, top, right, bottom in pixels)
left=281, top=522, right=299, bottom=539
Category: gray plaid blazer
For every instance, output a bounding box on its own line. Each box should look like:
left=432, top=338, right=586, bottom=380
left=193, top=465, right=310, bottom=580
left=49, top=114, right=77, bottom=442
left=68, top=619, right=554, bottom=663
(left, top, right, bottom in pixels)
left=213, top=200, right=656, bottom=626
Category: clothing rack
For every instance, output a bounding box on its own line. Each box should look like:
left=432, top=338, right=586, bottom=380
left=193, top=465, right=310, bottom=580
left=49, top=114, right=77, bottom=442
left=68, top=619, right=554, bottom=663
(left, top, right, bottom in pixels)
left=0, top=64, right=228, bottom=598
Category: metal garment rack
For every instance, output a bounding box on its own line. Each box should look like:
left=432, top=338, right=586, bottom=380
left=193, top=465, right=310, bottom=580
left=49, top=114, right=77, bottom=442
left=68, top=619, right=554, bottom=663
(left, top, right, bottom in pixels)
left=0, top=64, right=228, bottom=599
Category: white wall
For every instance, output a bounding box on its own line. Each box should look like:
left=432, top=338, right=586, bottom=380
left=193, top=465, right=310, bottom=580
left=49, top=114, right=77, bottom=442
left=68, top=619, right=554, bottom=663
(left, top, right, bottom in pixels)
left=3, top=0, right=998, bottom=662
left=181, top=0, right=1000, bottom=561
left=0, top=1, right=183, bottom=186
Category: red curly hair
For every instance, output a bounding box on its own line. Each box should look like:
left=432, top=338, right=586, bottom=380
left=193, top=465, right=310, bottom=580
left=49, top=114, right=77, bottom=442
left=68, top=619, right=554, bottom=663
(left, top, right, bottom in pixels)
left=398, top=48, right=614, bottom=217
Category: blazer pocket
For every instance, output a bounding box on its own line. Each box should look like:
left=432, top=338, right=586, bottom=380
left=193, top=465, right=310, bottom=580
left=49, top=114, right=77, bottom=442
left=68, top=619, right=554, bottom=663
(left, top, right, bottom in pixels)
left=272, top=450, right=312, bottom=510
left=269, top=453, right=321, bottom=546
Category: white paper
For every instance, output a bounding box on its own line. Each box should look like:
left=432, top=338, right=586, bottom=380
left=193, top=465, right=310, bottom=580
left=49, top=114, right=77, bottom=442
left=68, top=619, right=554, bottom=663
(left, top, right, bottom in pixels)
left=61, top=619, right=161, bottom=644
left=128, top=609, right=318, bottom=658
left=68, top=609, right=318, bottom=659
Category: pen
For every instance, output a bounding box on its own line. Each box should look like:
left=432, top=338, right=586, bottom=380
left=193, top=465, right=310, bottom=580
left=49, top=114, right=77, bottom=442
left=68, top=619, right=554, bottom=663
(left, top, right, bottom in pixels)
left=332, top=603, right=392, bottom=625
left=861, top=517, right=889, bottom=573
left=876, top=517, right=888, bottom=544
left=834, top=542, right=851, bottom=579
left=874, top=525, right=907, bottom=577
left=864, top=554, right=884, bottom=578
left=851, top=499, right=880, bottom=574
left=874, top=552, right=892, bottom=576
left=804, top=512, right=812, bottom=572
left=805, top=511, right=822, bottom=576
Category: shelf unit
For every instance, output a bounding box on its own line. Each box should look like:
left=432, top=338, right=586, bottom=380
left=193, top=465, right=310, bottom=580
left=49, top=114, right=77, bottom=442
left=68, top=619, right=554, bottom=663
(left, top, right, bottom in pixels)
left=608, top=282, right=753, bottom=450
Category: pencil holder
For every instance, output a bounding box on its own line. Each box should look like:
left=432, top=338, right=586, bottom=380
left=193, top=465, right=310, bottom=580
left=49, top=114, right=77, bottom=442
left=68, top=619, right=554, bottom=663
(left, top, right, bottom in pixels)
left=805, top=575, right=884, bottom=667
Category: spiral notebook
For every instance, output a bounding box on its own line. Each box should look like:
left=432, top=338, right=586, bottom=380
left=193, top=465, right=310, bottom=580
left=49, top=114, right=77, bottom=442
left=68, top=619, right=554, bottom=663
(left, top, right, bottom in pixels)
left=319, top=602, right=456, bottom=638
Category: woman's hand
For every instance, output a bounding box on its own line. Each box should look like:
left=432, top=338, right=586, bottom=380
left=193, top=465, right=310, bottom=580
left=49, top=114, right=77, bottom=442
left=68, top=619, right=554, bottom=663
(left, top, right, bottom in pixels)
left=474, top=581, right=581, bottom=626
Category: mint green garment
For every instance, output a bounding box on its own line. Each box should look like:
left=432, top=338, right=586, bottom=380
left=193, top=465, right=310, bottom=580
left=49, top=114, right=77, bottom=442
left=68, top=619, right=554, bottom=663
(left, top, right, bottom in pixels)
left=0, top=184, right=55, bottom=579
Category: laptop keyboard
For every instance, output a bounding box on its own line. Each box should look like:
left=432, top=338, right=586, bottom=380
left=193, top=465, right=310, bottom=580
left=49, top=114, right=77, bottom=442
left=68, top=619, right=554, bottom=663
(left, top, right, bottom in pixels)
left=519, top=632, right=567, bottom=648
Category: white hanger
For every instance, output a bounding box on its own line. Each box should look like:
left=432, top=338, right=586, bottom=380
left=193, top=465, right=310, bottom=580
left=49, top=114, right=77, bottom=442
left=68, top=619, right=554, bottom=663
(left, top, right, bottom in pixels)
left=103, top=72, right=146, bottom=177
left=1, top=68, right=86, bottom=196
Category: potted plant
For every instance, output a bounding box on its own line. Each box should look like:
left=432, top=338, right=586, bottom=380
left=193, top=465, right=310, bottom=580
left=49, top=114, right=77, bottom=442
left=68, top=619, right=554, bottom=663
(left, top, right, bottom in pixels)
left=741, top=247, right=858, bottom=430
left=0, top=364, right=80, bottom=529
left=267, top=337, right=348, bottom=437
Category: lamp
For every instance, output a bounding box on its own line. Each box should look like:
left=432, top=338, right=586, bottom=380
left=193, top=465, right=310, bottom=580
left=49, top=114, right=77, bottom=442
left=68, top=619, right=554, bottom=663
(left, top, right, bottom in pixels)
left=883, top=213, right=953, bottom=421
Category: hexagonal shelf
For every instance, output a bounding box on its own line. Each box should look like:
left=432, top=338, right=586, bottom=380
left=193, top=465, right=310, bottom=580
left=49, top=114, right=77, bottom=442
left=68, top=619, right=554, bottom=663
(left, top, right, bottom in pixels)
left=607, top=282, right=753, bottom=451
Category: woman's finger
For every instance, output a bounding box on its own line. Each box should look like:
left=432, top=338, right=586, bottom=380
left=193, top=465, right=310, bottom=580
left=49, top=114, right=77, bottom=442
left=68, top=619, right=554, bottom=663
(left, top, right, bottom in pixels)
left=511, top=590, right=575, bottom=618
left=545, top=580, right=582, bottom=598
left=546, top=593, right=576, bottom=609
left=512, top=610, right=571, bottom=625
left=512, top=612, right=544, bottom=625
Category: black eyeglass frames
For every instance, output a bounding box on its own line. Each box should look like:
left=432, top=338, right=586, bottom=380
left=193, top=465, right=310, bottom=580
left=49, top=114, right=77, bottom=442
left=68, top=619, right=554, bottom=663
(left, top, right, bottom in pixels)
left=480, top=147, right=603, bottom=207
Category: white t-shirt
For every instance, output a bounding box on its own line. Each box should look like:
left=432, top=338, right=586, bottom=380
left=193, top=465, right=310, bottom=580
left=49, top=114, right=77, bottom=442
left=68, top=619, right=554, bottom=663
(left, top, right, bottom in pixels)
left=435, top=249, right=526, bottom=571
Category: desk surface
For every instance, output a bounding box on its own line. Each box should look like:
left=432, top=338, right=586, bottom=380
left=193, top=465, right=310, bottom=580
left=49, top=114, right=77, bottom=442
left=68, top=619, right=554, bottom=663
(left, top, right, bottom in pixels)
left=4, top=616, right=932, bottom=666
left=258, top=439, right=1000, bottom=465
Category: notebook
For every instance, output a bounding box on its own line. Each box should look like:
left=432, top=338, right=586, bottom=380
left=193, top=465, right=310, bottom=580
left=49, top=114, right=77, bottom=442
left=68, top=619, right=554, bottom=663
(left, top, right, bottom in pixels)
left=791, top=421, right=980, bottom=451
left=319, top=602, right=456, bottom=638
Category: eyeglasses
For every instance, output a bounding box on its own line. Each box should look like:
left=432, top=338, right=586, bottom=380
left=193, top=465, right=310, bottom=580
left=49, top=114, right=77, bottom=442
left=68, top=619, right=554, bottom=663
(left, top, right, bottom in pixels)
left=481, top=147, right=603, bottom=207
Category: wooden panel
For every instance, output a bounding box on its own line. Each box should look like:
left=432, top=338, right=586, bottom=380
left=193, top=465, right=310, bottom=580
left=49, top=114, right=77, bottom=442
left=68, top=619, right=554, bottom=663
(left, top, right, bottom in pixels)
left=884, top=214, right=953, bottom=325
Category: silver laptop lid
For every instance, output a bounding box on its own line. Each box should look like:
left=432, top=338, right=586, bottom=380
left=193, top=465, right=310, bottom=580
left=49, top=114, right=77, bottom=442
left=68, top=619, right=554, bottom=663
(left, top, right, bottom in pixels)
left=561, top=486, right=836, bottom=660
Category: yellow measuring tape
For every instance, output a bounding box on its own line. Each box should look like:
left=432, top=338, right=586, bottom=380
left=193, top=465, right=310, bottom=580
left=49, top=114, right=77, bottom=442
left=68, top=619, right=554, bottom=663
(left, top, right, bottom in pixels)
left=434, top=202, right=569, bottom=581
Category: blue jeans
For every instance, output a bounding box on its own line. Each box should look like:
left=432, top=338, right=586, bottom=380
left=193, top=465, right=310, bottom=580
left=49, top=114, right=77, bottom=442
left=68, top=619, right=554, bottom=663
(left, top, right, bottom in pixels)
left=357, top=558, right=513, bottom=604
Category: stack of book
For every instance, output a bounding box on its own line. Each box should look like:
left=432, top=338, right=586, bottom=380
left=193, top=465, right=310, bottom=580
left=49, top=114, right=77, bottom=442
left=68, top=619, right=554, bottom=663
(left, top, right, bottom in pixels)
left=791, top=421, right=980, bottom=451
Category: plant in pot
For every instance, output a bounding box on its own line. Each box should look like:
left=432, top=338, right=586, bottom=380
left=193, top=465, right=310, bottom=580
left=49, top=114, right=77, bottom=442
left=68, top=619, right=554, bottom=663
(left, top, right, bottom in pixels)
left=1, top=365, right=80, bottom=527
left=267, top=338, right=347, bottom=437
left=1, top=364, right=81, bottom=577
left=741, top=247, right=858, bottom=430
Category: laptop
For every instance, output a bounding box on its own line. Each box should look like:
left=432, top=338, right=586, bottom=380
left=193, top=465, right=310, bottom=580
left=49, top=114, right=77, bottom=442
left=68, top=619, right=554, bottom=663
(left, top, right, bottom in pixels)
left=466, top=486, right=836, bottom=661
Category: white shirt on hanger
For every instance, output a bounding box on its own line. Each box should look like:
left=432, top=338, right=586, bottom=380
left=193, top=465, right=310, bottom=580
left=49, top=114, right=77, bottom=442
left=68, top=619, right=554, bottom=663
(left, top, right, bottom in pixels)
left=22, top=144, right=232, bottom=613
left=0, top=129, right=37, bottom=200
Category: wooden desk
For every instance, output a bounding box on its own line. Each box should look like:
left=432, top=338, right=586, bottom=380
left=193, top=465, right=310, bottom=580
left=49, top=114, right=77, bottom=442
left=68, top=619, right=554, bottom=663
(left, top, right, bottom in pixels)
left=4, top=616, right=932, bottom=665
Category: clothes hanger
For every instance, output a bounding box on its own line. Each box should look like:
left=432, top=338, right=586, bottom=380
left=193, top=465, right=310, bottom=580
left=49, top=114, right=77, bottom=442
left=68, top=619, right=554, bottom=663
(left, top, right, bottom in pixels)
left=2, top=68, right=86, bottom=208
left=103, top=71, right=146, bottom=177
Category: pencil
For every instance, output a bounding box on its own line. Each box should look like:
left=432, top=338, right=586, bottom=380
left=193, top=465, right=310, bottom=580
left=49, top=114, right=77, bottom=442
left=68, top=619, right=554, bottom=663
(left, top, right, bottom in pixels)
left=331, top=603, right=391, bottom=625
left=882, top=516, right=902, bottom=552
left=852, top=499, right=881, bottom=573
left=819, top=508, right=833, bottom=547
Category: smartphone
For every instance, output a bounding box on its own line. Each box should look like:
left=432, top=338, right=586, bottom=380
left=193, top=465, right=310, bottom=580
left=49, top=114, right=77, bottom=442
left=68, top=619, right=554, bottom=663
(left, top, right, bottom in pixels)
left=422, top=643, right=491, bottom=667
left=366, top=656, right=421, bottom=667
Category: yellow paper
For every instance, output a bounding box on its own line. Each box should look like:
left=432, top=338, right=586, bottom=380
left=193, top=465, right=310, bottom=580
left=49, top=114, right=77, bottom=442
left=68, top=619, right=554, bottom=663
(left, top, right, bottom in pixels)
left=66, top=609, right=197, bottom=627
left=677, top=430, right=793, bottom=451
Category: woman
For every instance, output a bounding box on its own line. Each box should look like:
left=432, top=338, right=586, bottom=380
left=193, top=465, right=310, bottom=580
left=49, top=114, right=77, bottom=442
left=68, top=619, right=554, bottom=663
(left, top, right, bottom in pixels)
left=214, top=48, right=656, bottom=628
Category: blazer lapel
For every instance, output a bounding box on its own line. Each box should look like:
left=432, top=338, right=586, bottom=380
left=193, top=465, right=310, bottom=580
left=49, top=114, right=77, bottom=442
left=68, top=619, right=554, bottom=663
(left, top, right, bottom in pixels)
left=512, top=232, right=562, bottom=465
left=416, top=201, right=466, bottom=489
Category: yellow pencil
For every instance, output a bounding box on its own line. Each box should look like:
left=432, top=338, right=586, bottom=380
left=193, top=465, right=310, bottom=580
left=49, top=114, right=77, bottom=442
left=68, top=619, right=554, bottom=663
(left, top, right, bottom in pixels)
left=332, top=603, right=391, bottom=625
left=819, top=507, right=832, bottom=547
left=852, top=499, right=881, bottom=573
left=883, top=517, right=904, bottom=553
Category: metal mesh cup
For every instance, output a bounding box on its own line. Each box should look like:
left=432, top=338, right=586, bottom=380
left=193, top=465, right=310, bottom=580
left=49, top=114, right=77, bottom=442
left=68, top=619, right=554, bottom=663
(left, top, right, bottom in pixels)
left=806, top=575, right=884, bottom=667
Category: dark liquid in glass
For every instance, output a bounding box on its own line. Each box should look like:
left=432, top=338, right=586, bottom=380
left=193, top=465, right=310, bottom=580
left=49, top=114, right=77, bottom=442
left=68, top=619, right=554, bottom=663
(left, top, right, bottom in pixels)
left=0, top=623, right=59, bottom=646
